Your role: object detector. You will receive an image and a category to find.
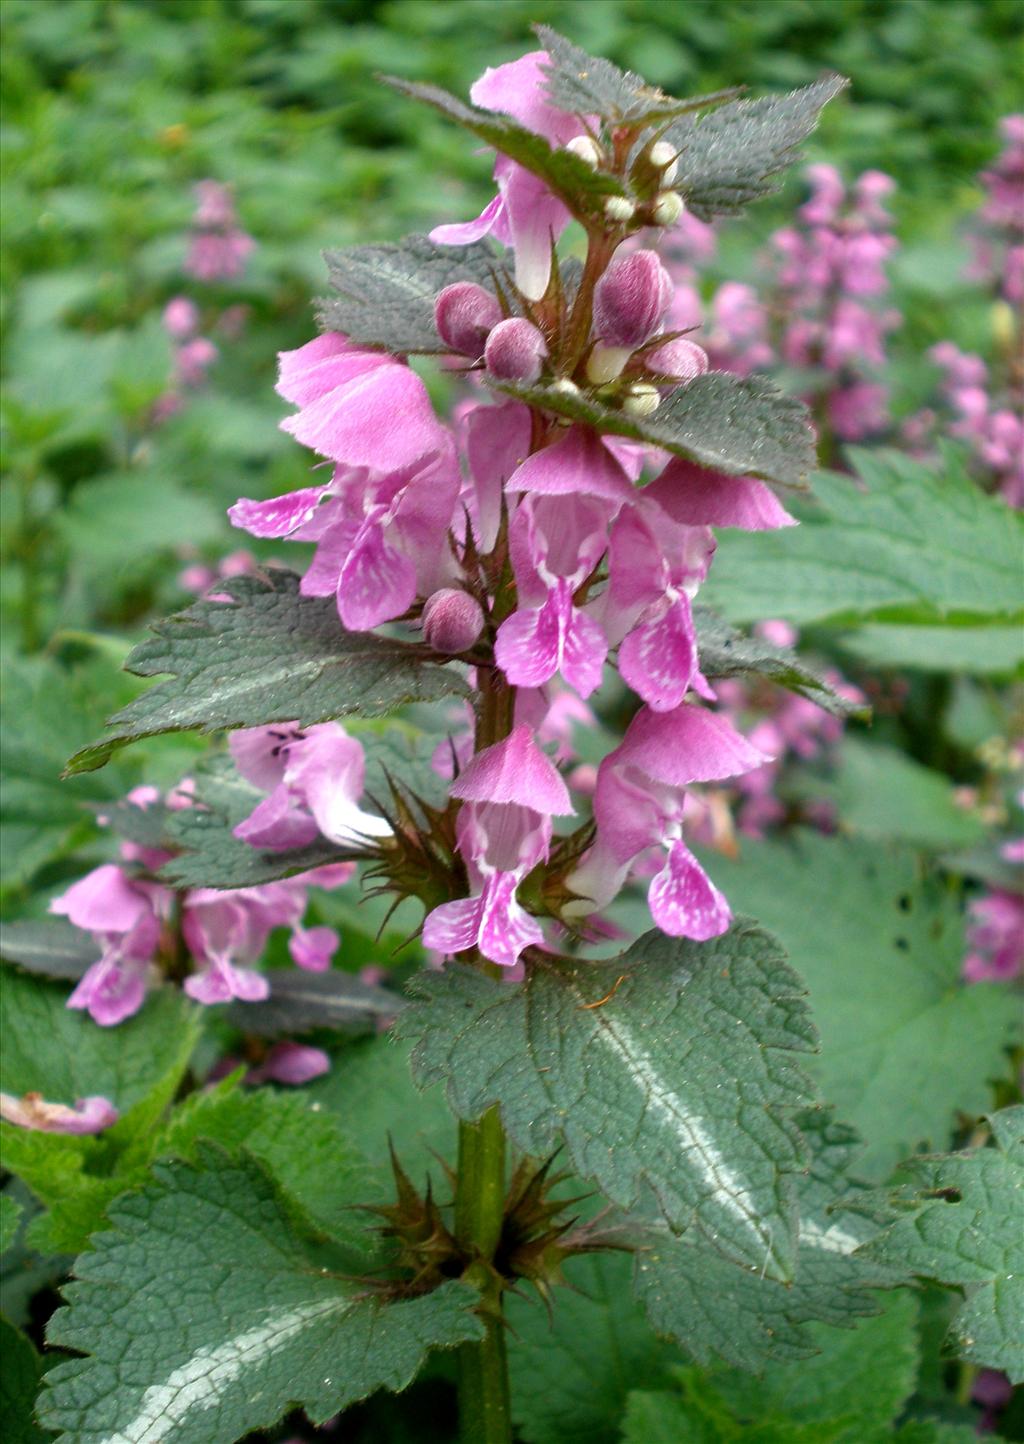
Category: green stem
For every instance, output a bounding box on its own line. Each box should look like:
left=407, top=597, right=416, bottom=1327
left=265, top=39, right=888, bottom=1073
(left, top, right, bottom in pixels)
left=455, top=1108, right=509, bottom=1444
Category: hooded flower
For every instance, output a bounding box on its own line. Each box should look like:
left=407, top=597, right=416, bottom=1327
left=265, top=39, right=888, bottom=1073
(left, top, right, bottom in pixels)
left=230, top=722, right=390, bottom=852
left=430, top=52, right=583, bottom=301
left=423, top=724, right=573, bottom=967
left=566, top=704, right=770, bottom=939
left=494, top=428, right=635, bottom=697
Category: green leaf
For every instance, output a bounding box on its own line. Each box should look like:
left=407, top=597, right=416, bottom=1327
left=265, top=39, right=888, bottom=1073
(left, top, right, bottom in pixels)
left=0, top=1196, right=23, bottom=1254
left=863, top=1106, right=1024, bottom=1384
left=0, top=921, right=99, bottom=981
left=40, top=1153, right=483, bottom=1444
left=65, top=570, right=472, bottom=775
left=0, top=971, right=198, bottom=1125
left=381, top=76, right=628, bottom=219
left=694, top=608, right=868, bottom=719
left=824, top=739, right=987, bottom=851
left=0, top=971, right=200, bottom=1253
left=223, top=969, right=401, bottom=1037
left=707, top=1291, right=920, bottom=1440
left=535, top=26, right=742, bottom=125
left=663, top=75, right=849, bottom=220
left=707, top=835, right=1021, bottom=1177
left=704, top=450, right=1024, bottom=630
left=507, top=1254, right=674, bottom=1444
left=502, top=373, right=815, bottom=486
left=318, top=234, right=507, bottom=354
left=0, top=1316, right=50, bottom=1444
left=838, top=623, right=1024, bottom=677
left=308, top=1035, right=456, bottom=1192
left=633, top=1110, right=903, bottom=1370
left=158, top=755, right=356, bottom=890
left=157, top=1079, right=370, bottom=1251
left=398, top=923, right=817, bottom=1280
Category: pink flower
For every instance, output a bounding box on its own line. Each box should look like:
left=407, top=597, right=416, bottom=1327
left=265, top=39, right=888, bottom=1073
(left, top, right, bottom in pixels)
left=230, top=722, right=390, bottom=851
left=248, top=1042, right=331, bottom=1086
left=566, top=704, right=770, bottom=939
left=163, top=297, right=199, bottom=339
left=593, top=250, right=674, bottom=349
left=423, top=725, right=573, bottom=968
left=963, top=889, right=1024, bottom=982
left=50, top=864, right=170, bottom=1025
left=0, top=1092, right=118, bottom=1134
left=429, top=52, right=583, bottom=300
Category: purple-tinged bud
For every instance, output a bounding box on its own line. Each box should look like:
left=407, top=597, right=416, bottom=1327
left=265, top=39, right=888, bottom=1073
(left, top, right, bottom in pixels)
left=565, top=135, right=602, bottom=169
left=593, top=249, right=673, bottom=349
left=484, top=318, right=548, bottom=383
left=422, top=588, right=485, bottom=654
left=644, top=338, right=710, bottom=381
left=434, top=282, right=503, bottom=356
left=622, top=382, right=661, bottom=417
left=651, top=190, right=684, bottom=227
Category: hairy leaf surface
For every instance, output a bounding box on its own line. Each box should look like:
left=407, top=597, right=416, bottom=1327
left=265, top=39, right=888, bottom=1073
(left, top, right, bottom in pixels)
left=863, top=1107, right=1024, bottom=1383
left=65, top=571, right=471, bottom=775
left=41, top=1153, right=482, bottom=1444
left=502, top=372, right=815, bottom=485
left=398, top=923, right=816, bottom=1279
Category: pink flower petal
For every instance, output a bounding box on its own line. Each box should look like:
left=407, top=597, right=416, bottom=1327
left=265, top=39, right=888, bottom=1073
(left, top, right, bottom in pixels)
left=648, top=840, right=732, bottom=940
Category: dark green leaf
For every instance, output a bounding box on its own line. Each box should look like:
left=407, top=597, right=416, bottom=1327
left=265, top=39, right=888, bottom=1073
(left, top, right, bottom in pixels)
left=664, top=76, right=849, bottom=220
left=502, top=372, right=816, bottom=486
left=0, top=1316, right=50, bottom=1444
left=535, top=26, right=741, bottom=125
left=318, top=235, right=507, bottom=354
left=863, top=1107, right=1024, bottom=1384
left=381, top=76, right=628, bottom=218
left=0, top=921, right=99, bottom=981
left=40, top=1153, right=483, bottom=1444
left=694, top=608, right=868, bottom=719
left=398, top=923, right=816, bottom=1280
left=633, top=1110, right=904, bottom=1370
left=224, top=968, right=401, bottom=1037
left=708, top=836, right=1021, bottom=1177
left=65, top=570, right=472, bottom=775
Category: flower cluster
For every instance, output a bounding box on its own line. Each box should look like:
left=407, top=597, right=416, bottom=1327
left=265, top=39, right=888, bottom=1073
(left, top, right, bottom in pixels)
left=48, top=723, right=388, bottom=1024
left=154, top=181, right=255, bottom=423
left=699, top=164, right=900, bottom=442
left=225, top=50, right=815, bottom=969
left=966, top=114, right=1024, bottom=304
left=925, top=341, right=1024, bottom=506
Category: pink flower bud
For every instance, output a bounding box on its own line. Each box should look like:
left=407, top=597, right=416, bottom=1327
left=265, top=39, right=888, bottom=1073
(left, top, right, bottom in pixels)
left=593, top=249, right=673, bottom=349
left=644, top=338, right=710, bottom=381
left=434, top=282, right=503, bottom=355
left=484, top=318, right=548, bottom=383
left=422, top=588, right=485, bottom=653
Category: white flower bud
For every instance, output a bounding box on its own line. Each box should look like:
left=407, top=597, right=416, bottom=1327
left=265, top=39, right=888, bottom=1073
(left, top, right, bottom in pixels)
left=651, top=190, right=684, bottom=227
left=622, top=382, right=661, bottom=417
left=548, top=377, right=581, bottom=398
left=565, top=135, right=602, bottom=169
left=585, top=344, right=632, bottom=385
left=647, top=140, right=679, bottom=184
left=604, top=195, right=636, bottom=224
